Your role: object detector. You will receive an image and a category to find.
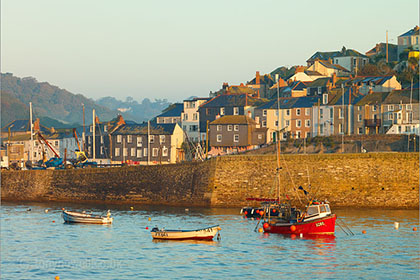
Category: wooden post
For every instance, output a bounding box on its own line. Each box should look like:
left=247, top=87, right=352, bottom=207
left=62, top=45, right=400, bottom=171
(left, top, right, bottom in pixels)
left=205, top=120, right=209, bottom=159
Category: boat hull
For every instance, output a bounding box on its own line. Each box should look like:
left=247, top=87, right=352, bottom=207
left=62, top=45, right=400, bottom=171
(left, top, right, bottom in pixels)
left=264, top=214, right=336, bottom=235
left=62, top=210, right=113, bottom=224
left=151, top=226, right=220, bottom=240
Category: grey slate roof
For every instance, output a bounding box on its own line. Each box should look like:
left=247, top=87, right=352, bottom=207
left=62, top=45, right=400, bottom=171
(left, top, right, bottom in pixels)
left=113, top=123, right=177, bottom=135
left=157, top=103, right=184, bottom=118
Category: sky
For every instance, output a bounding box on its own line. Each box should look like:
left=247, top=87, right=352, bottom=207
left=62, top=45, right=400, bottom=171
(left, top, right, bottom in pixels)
left=1, top=0, right=418, bottom=102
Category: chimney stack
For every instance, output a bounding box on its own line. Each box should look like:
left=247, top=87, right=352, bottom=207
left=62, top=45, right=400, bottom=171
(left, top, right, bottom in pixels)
left=33, top=118, right=40, bottom=132
left=332, top=72, right=337, bottom=88
left=256, top=71, right=260, bottom=85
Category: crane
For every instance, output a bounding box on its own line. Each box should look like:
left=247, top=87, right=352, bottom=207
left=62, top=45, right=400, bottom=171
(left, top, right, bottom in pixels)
left=37, top=132, right=64, bottom=168
left=72, top=129, right=97, bottom=168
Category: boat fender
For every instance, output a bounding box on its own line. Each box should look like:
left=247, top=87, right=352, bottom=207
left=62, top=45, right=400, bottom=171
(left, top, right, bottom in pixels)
left=251, top=209, right=254, bottom=214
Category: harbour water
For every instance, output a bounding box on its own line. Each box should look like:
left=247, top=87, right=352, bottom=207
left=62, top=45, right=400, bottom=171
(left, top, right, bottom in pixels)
left=1, top=202, right=419, bottom=279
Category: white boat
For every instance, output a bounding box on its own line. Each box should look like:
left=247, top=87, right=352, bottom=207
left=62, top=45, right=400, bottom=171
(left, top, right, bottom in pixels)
left=62, top=209, right=113, bottom=224
left=151, top=225, right=221, bottom=240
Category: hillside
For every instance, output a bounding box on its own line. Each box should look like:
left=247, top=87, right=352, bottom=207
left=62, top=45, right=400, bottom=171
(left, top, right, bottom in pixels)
left=1, top=73, right=139, bottom=127
left=96, top=96, right=170, bottom=123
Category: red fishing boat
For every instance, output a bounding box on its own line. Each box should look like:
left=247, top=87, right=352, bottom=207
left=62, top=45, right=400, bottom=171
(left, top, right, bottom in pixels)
left=262, top=201, right=336, bottom=235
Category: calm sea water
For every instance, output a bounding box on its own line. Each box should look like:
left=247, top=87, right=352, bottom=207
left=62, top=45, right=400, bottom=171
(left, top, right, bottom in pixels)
left=1, top=202, right=419, bottom=280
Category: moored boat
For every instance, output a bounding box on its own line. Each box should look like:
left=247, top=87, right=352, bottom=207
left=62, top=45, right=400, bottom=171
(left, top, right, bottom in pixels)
left=263, top=201, right=336, bottom=235
left=151, top=225, right=221, bottom=240
left=62, top=209, right=113, bottom=224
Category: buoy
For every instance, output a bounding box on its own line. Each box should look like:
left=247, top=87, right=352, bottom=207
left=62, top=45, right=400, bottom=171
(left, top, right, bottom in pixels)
left=27, top=208, right=31, bottom=211
left=291, top=234, right=296, bottom=239
left=55, top=276, right=60, bottom=280
left=263, top=223, right=269, bottom=229
left=394, top=222, right=399, bottom=230
left=146, top=227, right=149, bottom=230
left=130, top=207, right=134, bottom=211
left=185, top=208, right=189, bottom=212
left=260, top=211, right=264, bottom=216
left=52, top=221, right=55, bottom=223
left=290, top=225, right=296, bottom=232
left=413, top=227, right=417, bottom=231
left=148, top=217, right=151, bottom=221
left=244, top=211, right=248, bottom=215
left=362, top=230, right=366, bottom=234
left=258, top=228, right=263, bottom=233
left=272, top=209, right=276, bottom=213
left=62, top=208, right=65, bottom=211
left=45, top=209, right=49, bottom=213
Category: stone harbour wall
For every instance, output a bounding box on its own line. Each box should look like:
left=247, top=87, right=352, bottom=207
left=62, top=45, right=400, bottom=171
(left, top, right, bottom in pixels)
left=1, top=153, right=418, bottom=208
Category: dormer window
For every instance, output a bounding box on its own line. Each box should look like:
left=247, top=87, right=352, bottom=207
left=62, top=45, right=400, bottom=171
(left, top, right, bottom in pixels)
left=233, top=107, right=239, bottom=115
left=220, top=107, right=225, bottom=116
left=104, top=125, right=107, bottom=132
left=322, top=93, right=328, bottom=105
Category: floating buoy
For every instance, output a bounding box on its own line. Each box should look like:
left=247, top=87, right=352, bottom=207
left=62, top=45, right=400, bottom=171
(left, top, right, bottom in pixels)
left=290, top=225, right=296, bottom=232
left=146, top=227, right=149, bottom=230
left=45, top=209, right=49, bottom=213
left=291, top=234, right=296, bottom=239
left=52, top=221, right=55, bottom=223
left=185, top=208, right=189, bottom=212
left=62, top=208, right=65, bottom=211
left=258, top=228, right=263, bottom=233
left=244, top=211, right=248, bottom=215
left=413, top=227, right=417, bottom=231
left=394, top=222, right=399, bottom=230
left=263, top=223, right=269, bottom=229
left=272, top=209, right=276, bottom=213
left=148, top=217, right=151, bottom=221
left=255, top=210, right=259, bottom=214
left=362, top=230, right=366, bottom=234
left=55, top=276, right=60, bottom=280
left=130, top=207, right=134, bottom=211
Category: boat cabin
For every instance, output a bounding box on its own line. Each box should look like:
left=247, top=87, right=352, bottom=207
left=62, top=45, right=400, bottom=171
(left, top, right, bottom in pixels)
left=304, top=203, right=331, bottom=221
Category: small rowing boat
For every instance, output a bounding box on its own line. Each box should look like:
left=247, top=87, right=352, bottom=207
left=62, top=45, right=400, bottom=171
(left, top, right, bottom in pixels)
left=62, top=209, right=113, bottom=224
left=151, top=225, right=221, bottom=240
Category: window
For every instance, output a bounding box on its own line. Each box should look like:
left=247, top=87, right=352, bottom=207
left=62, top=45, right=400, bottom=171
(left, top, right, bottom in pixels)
left=320, top=124, right=324, bottom=134
left=358, top=114, right=362, bottom=122
left=320, top=109, right=323, bottom=118
left=335, top=59, right=338, bottom=64
left=217, top=135, right=222, bottom=142
left=398, top=126, right=402, bottom=133
left=90, top=126, right=93, bottom=132
left=406, top=104, right=412, bottom=110
left=358, top=127, right=363, bottom=134
left=285, top=120, right=290, bottom=127
left=220, top=107, right=225, bottom=115
left=88, top=136, right=91, bottom=144
left=234, top=125, right=239, bottom=131
left=137, top=137, right=142, bottom=147
left=184, top=114, right=188, bottom=121
left=183, top=125, right=187, bottom=131
left=55, top=141, right=59, bottom=146
left=117, top=135, right=122, bottom=143
left=305, top=132, right=311, bottom=138
left=100, top=136, right=104, bottom=144
left=296, top=131, right=301, bottom=138
left=296, top=120, right=301, bottom=128
left=399, top=104, right=403, bottom=110
left=233, top=107, right=239, bottom=115
left=131, top=148, right=135, bottom=157
left=193, top=113, right=198, bottom=120
left=137, top=149, right=142, bottom=158
left=143, top=148, right=148, bottom=157
left=227, top=125, right=233, bottom=131
left=258, top=134, right=263, bottom=140
left=388, top=105, right=394, bottom=111
left=408, top=112, right=413, bottom=123
left=358, top=106, right=362, bottom=111
left=323, top=94, right=328, bottom=104
left=296, top=109, right=301, bottom=116
left=339, top=108, right=344, bottom=119
left=339, top=123, right=343, bottom=134
left=305, top=108, right=310, bottom=116
left=262, top=121, right=266, bottom=127
left=234, top=134, right=239, bottom=142
left=115, top=148, right=120, bottom=157
left=152, top=148, right=158, bottom=157
left=318, top=87, right=322, bottom=95
left=398, top=113, right=402, bottom=120
left=275, top=121, right=279, bottom=127
left=263, top=109, right=267, bottom=116
left=100, top=146, right=104, bottom=155
left=162, top=146, right=168, bottom=157
left=405, top=126, right=411, bottom=132
left=389, top=113, right=394, bottom=120
left=123, top=148, right=128, bottom=157
left=160, top=135, right=165, bottom=144
left=173, top=118, right=177, bottom=123
left=305, top=120, right=311, bottom=127
left=217, top=125, right=222, bottom=131
left=372, top=105, right=377, bottom=112
left=286, top=109, right=290, bottom=116
left=149, top=135, right=154, bottom=143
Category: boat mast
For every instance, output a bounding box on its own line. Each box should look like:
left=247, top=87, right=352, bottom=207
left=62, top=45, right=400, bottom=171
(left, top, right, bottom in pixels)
left=276, top=74, right=281, bottom=203
left=29, top=102, right=33, bottom=162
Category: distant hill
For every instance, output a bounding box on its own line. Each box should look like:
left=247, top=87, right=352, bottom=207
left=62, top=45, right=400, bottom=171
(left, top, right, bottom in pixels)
left=96, top=96, right=170, bottom=123
left=0, top=73, right=161, bottom=127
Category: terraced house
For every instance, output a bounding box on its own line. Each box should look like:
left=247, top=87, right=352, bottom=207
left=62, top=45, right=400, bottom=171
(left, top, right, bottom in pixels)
left=111, top=122, right=184, bottom=164
left=181, top=97, right=210, bottom=143
left=208, top=115, right=267, bottom=156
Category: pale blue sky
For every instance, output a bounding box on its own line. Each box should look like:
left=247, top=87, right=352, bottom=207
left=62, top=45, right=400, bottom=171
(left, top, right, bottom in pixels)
left=1, top=0, right=418, bottom=102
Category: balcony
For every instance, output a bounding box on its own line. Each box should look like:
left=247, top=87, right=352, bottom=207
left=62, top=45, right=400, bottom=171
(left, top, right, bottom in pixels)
left=364, top=119, right=381, bottom=127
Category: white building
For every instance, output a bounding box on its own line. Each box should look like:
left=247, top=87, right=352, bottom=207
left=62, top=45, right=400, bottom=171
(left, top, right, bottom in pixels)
left=181, top=97, right=210, bottom=142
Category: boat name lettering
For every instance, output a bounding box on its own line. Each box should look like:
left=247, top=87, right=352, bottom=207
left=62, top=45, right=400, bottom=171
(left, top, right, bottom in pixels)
left=315, top=221, right=325, bottom=227
left=155, top=232, right=169, bottom=237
